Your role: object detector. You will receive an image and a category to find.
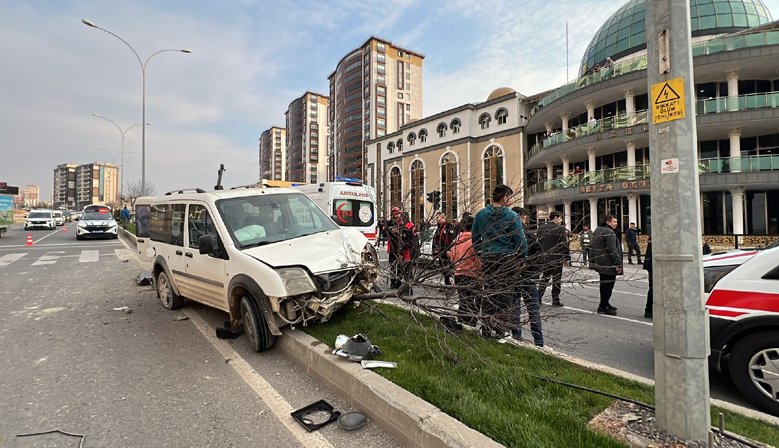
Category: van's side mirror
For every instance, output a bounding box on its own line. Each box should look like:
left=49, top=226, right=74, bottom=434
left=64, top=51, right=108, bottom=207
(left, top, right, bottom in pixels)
left=199, top=234, right=216, bottom=255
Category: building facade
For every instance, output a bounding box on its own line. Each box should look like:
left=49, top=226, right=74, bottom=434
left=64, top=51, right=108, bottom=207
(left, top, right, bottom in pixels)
left=75, top=162, right=119, bottom=210
left=259, top=126, right=286, bottom=181
left=523, top=0, right=778, bottom=236
left=53, top=163, right=78, bottom=209
left=285, top=92, right=329, bottom=183
left=19, top=185, right=40, bottom=207
left=328, top=37, right=424, bottom=181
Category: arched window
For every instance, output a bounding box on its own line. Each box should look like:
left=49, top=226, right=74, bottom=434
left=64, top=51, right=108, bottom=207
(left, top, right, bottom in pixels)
left=440, top=152, right=458, bottom=221
left=419, top=129, right=428, bottom=143
left=483, top=145, right=504, bottom=205
left=389, top=166, right=402, bottom=210
left=387, top=142, right=395, bottom=154
left=397, top=138, right=403, bottom=152
left=410, top=160, right=425, bottom=224
left=436, top=122, right=447, bottom=138
left=407, top=132, right=416, bottom=146
left=450, top=118, right=461, bottom=134
left=495, top=108, right=508, bottom=125
left=479, top=113, right=491, bottom=129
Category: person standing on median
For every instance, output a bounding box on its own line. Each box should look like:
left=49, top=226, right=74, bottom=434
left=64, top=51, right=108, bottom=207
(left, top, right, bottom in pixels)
left=447, top=215, right=482, bottom=327
left=537, top=211, right=569, bottom=307
left=432, top=212, right=456, bottom=286
left=625, top=222, right=642, bottom=264
left=590, top=214, right=623, bottom=315
left=471, top=185, right=527, bottom=337
left=121, top=206, right=130, bottom=230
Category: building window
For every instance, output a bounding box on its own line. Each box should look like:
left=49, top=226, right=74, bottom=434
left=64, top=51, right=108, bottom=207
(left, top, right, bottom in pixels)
left=398, top=93, right=404, bottom=99
left=364, top=75, right=369, bottom=85
left=406, top=114, right=410, bottom=121
left=408, top=132, right=416, bottom=146
left=377, top=64, right=386, bottom=75
left=377, top=107, right=386, bottom=118
left=406, top=104, right=411, bottom=111
left=406, top=83, right=410, bottom=91
left=377, top=96, right=386, bottom=106
left=406, top=53, right=410, bottom=60
left=397, top=139, right=403, bottom=152
left=388, top=142, right=395, bottom=154
left=389, top=166, right=401, bottom=208
left=405, top=93, right=410, bottom=100
left=419, top=129, right=428, bottom=142
left=377, top=53, right=385, bottom=63
left=377, top=75, right=385, bottom=84
left=483, top=146, right=504, bottom=205
left=377, top=118, right=386, bottom=128
left=410, top=160, right=424, bottom=224
left=479, top=113, right=491, bottom=129
left=451, top=118, right=461, bottom=133
left=377, top=130, right=385, bottom=137
left=405, top=62, right=410, bottom=69
left=377, top=42, right=385, bottom=53
left=406, top=72, right=410, bottom=80
left=398, top=50, right=403, bottom=57
left=437, top=122, right=447, bottom=138
left=364, top=64, right=370, bottom=73
left=377, top=86, right=386, bottom=96
left=495, top=108, right=508, bottom=125
left=441, top=152, right=458, bottom=221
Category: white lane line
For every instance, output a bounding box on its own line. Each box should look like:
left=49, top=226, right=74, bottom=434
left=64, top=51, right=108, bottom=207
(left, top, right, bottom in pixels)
left=185, top=309, right=335, bottom=448
left=0, top=253, right=27, bottom=267
left=47, top=251, right=66, bottom=254
left=0, top=241, right=122, bottom=249
left=79, top=250, right=100, bottom=263
left=32, top=226, right=67, bottom=245
left=31, top=254, right=60, bottom=266
left=541, top=301, right=653, bottom=327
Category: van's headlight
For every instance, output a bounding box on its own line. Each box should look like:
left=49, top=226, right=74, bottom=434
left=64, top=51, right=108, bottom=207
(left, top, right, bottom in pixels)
left=276, top=267, right=317, bottom=296
left=703, top=265, right=738, bottom=293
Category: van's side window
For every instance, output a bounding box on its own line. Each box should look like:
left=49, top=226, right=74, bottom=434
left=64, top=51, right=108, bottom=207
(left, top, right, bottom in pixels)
left=188, top=204, right=217, bottom=249
left=136, top=205, right=150, bottom=237
left=149, top=203, right=186, bottom=247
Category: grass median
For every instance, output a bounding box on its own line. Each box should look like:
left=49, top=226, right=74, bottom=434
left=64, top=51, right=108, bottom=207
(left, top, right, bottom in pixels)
left=303, top=303, right=779, bottom=448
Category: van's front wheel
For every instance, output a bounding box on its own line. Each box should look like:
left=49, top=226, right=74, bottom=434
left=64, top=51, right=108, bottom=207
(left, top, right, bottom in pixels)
left=240, top=295, right=276, bottom=352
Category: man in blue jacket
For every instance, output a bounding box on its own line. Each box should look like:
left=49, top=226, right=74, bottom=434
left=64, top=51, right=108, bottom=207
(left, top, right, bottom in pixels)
left=472, top=185, right=527, bottom=336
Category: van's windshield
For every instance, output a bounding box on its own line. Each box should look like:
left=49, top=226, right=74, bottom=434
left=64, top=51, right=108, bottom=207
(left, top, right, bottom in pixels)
left=217, top=193, right=338, bottom=248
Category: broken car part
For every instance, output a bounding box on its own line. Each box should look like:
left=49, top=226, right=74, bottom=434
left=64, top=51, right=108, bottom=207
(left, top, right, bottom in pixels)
left=337, top=411, right=368, bottom=430
left=290, top=400, right=341, bottom=432
left=360, top=360, right=397, bottom=369
left=332, top=334, right=382, bottom=362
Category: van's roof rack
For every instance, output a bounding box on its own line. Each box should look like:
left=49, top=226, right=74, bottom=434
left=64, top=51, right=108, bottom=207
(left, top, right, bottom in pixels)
left=230, top=183, right=264, bottom=190
left=165, top=188, right=206, bottom=195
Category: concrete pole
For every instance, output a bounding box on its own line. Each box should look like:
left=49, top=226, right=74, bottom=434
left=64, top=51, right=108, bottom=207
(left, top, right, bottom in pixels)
left=588, top=196, right=598, bottom=229
left=730, top=187, right=745, bottom=234
left=726, top=69, right=740, bottom=111
left=587, top=148, right=598, bottom=173
left=560, top=112, right=571, bottom=132
left=563, top=199, right=572, bottom=231
left=647, top=0, right=710, bottom=441
left=728, top=127, right=742, bottom=173
left=585, top=101, right=597, bottom=120
left=624, top=88, right=636, bottom=114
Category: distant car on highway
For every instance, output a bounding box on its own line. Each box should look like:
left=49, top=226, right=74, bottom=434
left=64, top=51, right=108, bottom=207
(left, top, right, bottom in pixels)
left=53, top=211, right=65, bottom=226
left=76, top=209, right=119, bottom=240
left=63, top=211, right=73, bottom=222
left=24, top=210, right=56, bottom=230
left=73, top=211, right=84, bottom=221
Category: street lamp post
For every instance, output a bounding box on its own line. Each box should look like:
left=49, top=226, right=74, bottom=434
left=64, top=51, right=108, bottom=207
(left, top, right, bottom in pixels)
left=94, top=146, right=134, bottom=207
left=82, top=19, right=191, bottom=196
left=93, top=113, right=151, bottom=204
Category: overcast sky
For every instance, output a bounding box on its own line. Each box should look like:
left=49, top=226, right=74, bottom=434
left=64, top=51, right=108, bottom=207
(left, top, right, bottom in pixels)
left=2, top=0, right=777, bottom=199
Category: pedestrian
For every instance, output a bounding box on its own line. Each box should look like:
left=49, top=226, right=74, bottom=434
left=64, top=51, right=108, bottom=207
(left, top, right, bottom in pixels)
left=579, top=224, right=593, bottom=266
left=472, top=185, right=527, bottom=337
left=512, top=207, right=544, bottom=347
left=643, top=235, right=653, bottom=319
left=702, top=238, right=712, bottom=255
left=537, top=211, right=569, bottom=307
left=590, top=214, right=623, bottom=315
left=447, top=215, right=482, bottom=327
left=399, top=212, right=418, bottom=295
left=386, top=207, right=405, bottom=290
left=121, top=206, right=130, bottom=229
left=625, top=222, right=642, bottom=264
left=376, top=218, right=385, bottom=247
left=433, top=212, right=456, bottom=285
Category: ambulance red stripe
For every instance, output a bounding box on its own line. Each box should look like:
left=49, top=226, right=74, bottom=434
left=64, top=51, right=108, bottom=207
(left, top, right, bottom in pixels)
left=706, top=289, right=779, bottom=313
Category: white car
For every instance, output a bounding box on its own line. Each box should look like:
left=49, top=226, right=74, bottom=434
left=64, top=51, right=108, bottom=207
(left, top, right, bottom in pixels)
left=53, top=211, right=65, bottom=226
left=134, top=187, right=379, bottom=353
left=705, top=240, right=779, bottom=416
left=76, top=209, right=119, bottom=240
left=24, top=210, right=56, bottom=230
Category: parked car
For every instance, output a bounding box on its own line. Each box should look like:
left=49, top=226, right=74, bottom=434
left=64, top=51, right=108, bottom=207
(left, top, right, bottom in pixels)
left=24, top=210, right=56, bottom=230
left=76, top=209, right=119, bottom=240
left=53, top=211, right=65, bottom=226
left=73, top=211, right=83, bottom=221
left=705, top=240, right=779, bottom=416
left=63, top=211, right=73, bottom=222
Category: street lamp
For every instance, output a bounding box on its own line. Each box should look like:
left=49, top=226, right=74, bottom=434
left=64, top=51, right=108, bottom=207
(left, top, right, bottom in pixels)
left=94, top=146, right=134, bottom=205
left=92, top=113, right=151, bottom=204
left=82, top=19, right=191, bottom=195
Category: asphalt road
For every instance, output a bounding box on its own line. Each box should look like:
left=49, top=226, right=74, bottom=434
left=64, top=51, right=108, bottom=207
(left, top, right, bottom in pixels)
left=0, top=224, right=400, bottom=448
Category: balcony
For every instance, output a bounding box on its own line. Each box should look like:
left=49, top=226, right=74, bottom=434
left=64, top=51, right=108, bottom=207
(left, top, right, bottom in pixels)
left=531, top=110, right=649, bottom=157
left=691, top=30, right=779, bottom=57
left=696, top=92, right=779, bottom=114
left=699, top=155, right=779, bottom=173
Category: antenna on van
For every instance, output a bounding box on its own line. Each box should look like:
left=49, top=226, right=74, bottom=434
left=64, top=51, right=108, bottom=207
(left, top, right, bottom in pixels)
left=215, top=164, right=226, bottom=190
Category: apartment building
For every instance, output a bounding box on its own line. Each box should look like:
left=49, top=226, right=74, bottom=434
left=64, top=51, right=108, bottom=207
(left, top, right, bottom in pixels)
left=53, top=163, right=78, bottom=209
left=328, top=37, right=424, bottom=181
left=285, top=92, right=329, bottom=183
left=75, top=162, right=119, bottom=209
left=259, top=126, right=286, bottom=181
left=21, top=185, right=39, bottom=207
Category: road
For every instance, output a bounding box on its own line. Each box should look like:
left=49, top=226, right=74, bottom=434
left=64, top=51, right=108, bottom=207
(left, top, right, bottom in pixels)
left=0, top=224, right=400, bottom=448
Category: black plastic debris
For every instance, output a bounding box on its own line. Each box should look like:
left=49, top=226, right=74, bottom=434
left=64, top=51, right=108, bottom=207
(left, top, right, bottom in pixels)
left=333, top=334, right=382, bottom=362
left=291, top=400, right=341, bottom=432
left=216, top=321, right=240, bottom=339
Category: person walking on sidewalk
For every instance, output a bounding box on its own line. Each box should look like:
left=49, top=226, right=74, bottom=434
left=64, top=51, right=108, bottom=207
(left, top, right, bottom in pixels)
left=537, top=211, right=569, bottom=307
left=579, top=224, right=593, bottom=266
left=590, top=214, right=623, bottom=315
left=121, top=206, right=131, bottom=229
left=512, top=207, right=544, bottom=347
left=447, top=216, right=482, bottom=327
left=643, top=235, right=653, bottom=319
left=625, top=222, right=642, bottom=264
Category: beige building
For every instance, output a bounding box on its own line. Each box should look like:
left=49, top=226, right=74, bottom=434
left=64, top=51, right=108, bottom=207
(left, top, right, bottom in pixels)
left=75, top=162, right=119, bottom=209
left=365, top=88, right=532, bottom=222
left=328, top=37, right=424, bottom=181
left=22, top=185, right=40, bottom=207
left=285, top=92, right=329, bottom=183
left=259, top=126, right=286, bottom=181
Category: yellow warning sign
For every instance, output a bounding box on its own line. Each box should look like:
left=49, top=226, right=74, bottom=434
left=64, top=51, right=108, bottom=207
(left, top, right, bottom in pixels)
left=651, top=77, right=685, bottom=124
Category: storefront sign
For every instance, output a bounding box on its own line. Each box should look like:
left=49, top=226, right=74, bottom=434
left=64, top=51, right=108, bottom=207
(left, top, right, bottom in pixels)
left=579, top=180, right=651, bottom=194
left=595, top=124, right=649, bottom=141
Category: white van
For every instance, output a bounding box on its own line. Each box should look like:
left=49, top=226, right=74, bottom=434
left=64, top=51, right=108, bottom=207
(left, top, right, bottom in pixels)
left=294, top=182, right=377, bottom=244
left=134, top=187, right=379, bottom=352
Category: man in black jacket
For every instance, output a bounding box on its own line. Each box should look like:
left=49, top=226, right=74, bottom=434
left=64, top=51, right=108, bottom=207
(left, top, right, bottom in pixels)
left=625, top=222, right=642, bottom=264
left=432, top=212, right=456, bottom=285
left=537, top=211, right=569, bottom=307
left=590, top=214, right=623, bottom=315
left=643, top=235, right=653, bottom=319
left=511, top=207, right=544, bottom=346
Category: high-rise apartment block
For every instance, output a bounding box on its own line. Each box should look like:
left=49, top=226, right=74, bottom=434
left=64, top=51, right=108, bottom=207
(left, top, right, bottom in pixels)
left=259, top=126, right=286, bottom=181
left=53, top=163, right=78, bottom=209
left=53, top=162, right=118, bottom=209
left=23, top=185, right=39, bottom=207
left=285, top=92, right=329, bottom=184
left=328, top=37, right=424, bottom=181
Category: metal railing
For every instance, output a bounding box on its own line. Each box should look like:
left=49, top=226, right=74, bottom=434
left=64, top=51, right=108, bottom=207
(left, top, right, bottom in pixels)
left=691, top=30, right=779, bottom=56
left=699, top=155, right=779, bottom=173
left=696, top=91, right=779, bottom=114
left=540, top=110, right=648, bottom=150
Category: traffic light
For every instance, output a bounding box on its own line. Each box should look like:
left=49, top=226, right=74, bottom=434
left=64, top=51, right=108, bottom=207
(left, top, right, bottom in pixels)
left=432, top=190, right=441, bottom=210
left=426, top=191, right=435, bottom=204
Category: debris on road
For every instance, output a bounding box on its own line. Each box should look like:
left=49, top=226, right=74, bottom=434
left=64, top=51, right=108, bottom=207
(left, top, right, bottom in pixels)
left=332, top=334, right=382, bottom=362
left=360, top=360, right=397, bottom=369
left=338, top=411, right=368, bottom=431
left=174, top=315, right=188, bottom=321
left=113, top=306, right=128, bottom=311
left=291, top=400, right=341, bottom=432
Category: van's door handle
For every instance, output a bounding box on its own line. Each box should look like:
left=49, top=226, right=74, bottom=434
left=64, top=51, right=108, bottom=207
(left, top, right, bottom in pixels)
left=138, top=239, right=145, bottom=243
left=185, top=252, right=193, bottom=258
left=175, top=250, right=183, bottom=256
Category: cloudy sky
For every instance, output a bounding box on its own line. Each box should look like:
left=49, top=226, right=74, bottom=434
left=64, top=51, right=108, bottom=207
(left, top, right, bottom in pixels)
left=2, top=0, right=777, bottom=199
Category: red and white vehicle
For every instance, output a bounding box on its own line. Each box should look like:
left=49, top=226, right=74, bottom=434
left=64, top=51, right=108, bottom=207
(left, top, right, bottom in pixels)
left=705, top=240, right=779, bottom=416
left=295, top=182, right=377, bottom=244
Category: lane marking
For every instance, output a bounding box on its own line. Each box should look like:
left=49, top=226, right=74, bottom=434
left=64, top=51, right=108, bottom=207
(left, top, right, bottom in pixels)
left=31, top=254, right=60, bottom=266
left=114, top=248, right=134, bottom=261
left=185, top=309, right=335, bottom=448
left=541, top=301, right=653, bottom=327
left=0, top=253, right=27, bottom=267
left=79, top=250, right=100, bottom=263
left=33, top=226, right=68, bottom=245
left=47, top=251, right=66, bottom=254
left=0, top=241, right=123, bottom=249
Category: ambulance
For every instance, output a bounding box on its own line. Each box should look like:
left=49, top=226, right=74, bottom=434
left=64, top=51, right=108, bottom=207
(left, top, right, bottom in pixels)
left=704, top=240, right=779, bottom=416
left=295, top=181, right=377, bottom=244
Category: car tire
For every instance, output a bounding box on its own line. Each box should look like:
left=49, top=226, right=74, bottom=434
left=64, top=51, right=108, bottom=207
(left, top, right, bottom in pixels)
left=240, top=295, right=276, bottom=352
left=157, top=270, right=185, bottom=310
left=728, top=331, right=779, bottom=417
left=76, top=234, right=84, bottom=241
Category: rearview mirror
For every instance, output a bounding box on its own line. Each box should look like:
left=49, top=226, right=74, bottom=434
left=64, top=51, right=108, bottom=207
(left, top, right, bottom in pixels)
left=199, top=234, right=216, bottom=255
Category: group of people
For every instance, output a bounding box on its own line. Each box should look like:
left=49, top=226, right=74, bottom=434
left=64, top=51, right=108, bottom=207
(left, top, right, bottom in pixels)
left=584, top=57, right=614, bottom=76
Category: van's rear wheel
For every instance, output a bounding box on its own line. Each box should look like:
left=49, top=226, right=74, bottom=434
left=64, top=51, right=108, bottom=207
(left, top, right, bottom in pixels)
left=728, top=331, right=779, bottom=417
left=240, top=295, right=275, bottom=352
left=157, top=271, right=184, bottom=310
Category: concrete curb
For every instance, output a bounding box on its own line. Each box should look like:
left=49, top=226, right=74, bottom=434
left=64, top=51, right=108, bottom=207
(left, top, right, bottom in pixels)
left=118, top=227, right=137, bottom=248
left=276, top=330, right=505, bottom=448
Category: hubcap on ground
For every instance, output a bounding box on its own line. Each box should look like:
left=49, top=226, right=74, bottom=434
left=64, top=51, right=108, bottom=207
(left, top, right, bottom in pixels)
left=748, top=347, right=779, bottom=402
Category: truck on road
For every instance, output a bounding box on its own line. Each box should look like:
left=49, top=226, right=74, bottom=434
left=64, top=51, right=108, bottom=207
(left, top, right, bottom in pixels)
left=0, top=183, right=18, bottom=238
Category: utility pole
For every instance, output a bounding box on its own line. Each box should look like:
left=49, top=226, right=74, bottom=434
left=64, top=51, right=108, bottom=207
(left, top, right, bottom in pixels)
left=646, top=0, right=710, bottom=442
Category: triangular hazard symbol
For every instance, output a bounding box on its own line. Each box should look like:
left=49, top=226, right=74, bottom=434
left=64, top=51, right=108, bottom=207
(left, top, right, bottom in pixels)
left=654, top=83, right=680, bottom=104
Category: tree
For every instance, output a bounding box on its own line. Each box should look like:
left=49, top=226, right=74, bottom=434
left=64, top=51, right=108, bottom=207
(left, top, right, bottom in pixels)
left=123, top=180, right=157, bottom=209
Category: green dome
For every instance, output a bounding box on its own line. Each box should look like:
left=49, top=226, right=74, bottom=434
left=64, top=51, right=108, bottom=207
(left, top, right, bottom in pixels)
left=580, top=0, right=772, bottom=75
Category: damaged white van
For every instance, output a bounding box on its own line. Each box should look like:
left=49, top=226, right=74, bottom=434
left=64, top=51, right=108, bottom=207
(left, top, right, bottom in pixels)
left=134, top=187, right=379, bottom=352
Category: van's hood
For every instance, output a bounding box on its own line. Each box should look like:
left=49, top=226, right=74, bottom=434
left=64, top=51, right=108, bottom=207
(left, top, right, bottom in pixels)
left=243, top=228, right=369, bottom=274
left=703, top=249, right=759, bottom=268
